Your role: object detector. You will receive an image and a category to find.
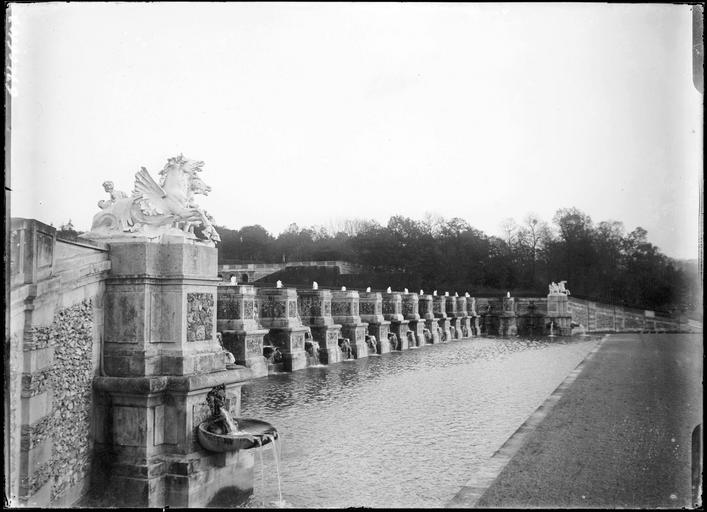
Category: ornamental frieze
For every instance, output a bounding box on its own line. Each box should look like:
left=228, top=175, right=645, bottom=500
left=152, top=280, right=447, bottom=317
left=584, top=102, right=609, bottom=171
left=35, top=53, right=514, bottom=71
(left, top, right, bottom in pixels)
left=246, top=336, right=262, bottom=355
left=292, top=333, right=305, bottom=350
left=217, top=295, right=240, bottom=320
left=243, top=300, right=255, bottom=319
left=331, top=301, right=350, bottom=316
left=187, top=293, right=214, bottom=341
left=360, top=301, right=375, bottom=315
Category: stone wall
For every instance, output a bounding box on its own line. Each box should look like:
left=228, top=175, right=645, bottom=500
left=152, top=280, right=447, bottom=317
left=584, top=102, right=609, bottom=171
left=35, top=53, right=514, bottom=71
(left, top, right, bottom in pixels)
left=22, top=301, right=95, bottom=503
left=9, top=220, right=110, bottom=507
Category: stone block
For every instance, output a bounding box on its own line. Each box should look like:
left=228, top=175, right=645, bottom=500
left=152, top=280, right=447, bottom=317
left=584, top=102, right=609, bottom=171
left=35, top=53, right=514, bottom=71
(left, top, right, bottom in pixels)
left=113, top=406, right=152, bottom=447
left=408, top=319, right=425, bottom=345
left=21, top=392, right=50, bottom=426
left=22, top=347, right=54, bottom=373
left=20, top=438, right=53, bottom=473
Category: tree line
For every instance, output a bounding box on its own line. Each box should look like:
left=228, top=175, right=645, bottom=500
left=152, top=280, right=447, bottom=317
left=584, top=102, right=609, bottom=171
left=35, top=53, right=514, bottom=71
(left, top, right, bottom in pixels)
left=211, top=208, right=700, bottom=316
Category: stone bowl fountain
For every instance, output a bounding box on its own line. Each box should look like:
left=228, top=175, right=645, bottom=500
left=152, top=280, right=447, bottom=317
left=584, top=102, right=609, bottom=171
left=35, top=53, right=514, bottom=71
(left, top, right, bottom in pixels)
left=198, top=417, right=279, bottom=452
left=197, top=384, right=279, bottom=453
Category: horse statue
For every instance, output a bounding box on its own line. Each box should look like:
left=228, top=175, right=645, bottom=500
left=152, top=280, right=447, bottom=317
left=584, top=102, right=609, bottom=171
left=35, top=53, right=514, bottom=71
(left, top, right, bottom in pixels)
left=83, top=154, right=220, bottom=244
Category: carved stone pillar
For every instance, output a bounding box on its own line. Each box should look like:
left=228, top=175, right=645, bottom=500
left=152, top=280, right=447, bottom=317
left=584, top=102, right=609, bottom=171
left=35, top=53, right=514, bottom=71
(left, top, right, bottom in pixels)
left=330, top=290, right=369, bottom=359
left=500, top=296, right=518, bottom=336
left=383, top=291, right=410, bottom=350
left=297, top=289, right=343, bottom=364
left=433, top=295, right=451, bottom=342
left=257, top=287, right=309, bottom=372
left=217, top=284, right=268, bottom=378
left=358, top=291, right=391, bottom=354
left=456, top=296, right=471, bottom=338
left=419, top=294, right=440, bottom=344
left=402, top=292, right=424, bottom=347
left=94, top=239, right=254, bottom=508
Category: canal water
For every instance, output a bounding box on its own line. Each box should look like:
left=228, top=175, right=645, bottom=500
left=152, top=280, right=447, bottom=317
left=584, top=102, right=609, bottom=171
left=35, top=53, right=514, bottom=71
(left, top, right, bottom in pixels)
left=241, top=336, right=600, bottom=508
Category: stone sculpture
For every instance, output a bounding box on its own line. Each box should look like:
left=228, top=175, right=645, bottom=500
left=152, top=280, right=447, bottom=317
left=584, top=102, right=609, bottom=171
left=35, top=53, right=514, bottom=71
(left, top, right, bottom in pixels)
left=549, top=281, right=570, bottom=295
left=83, top=154, right=221, bottom=244
left=276, top=280, right=283, bottom=288
left=313, top=281, right=318, bottom=290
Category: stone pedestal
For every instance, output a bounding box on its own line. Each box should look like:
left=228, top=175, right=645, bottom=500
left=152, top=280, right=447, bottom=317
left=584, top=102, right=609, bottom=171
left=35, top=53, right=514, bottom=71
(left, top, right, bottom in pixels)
left=331, top=290, right=369, bottom=358
left=94, top=239, right=255, bottom=507
left=402, top=292, right=424, bottom=346
left=217, top=284, right=268, bottom=378
left=547, top=293, right=572, bottom=335
left=257, top=287, right=309, bottom=372
left=456, top=296, right=471, bottom=338
left=500, top=296, right=518, bottom=336
left=359, top=291, right=391, bottom=354
left=297, top=289, right=343, bottom=364
left=433, top=295, right=452, bottom=342
left=419, top=294, right=440, bottom=344
left=468, top=298, right=481, bottom=336
left=383, top=291, right=410, bottom=350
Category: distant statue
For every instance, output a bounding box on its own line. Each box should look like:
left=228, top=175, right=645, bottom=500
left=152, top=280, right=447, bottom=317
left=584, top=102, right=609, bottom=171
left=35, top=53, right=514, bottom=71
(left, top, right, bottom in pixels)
left=341, top=286, right=347, bottom=291
left=404, top=288, right=409, bottom=294
left=230, top=275, right=237, bottom=285
left=276, top=280, right=283, bottom=289
left=455, top=292, right=459, bottom=297
left=386, top=287, right=392, bottom=293
left=558, top=281, right=570, bottom=295
left=420, top=289, right=424, bottom=295
left=465, top=292, right=470, bottom=297
left=444, top=292, right=449, bottom=297
left=549, top=282, right=560, bottom=294
left=312, top=281, right=318, bottom=290
left=84, top=155, right=220, bottom=244
left=366, top=286, right=371, bottom=292
left=507, top=291, right=511, bottom=298
left=433, top=290, right=437, bottom=296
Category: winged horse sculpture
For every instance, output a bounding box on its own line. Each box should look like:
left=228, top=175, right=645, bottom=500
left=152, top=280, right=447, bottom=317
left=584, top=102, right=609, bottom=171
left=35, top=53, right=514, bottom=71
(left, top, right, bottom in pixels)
left=84, top=155, right=221, bottom=244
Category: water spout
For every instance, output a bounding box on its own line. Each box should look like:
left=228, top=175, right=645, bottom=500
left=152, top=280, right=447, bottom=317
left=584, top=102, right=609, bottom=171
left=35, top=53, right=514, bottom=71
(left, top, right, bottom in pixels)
left=338, top=338, right=353, bottom=360
left=305, top=340, right=321, bottom=366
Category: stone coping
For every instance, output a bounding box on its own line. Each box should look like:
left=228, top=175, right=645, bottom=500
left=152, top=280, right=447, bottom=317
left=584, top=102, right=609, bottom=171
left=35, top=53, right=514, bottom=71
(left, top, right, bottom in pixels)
left=94, top=367, right=253, bottom=394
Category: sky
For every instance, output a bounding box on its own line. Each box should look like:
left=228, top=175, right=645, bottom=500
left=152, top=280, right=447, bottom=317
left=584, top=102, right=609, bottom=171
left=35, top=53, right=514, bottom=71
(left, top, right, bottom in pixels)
left=8, top=3, right=703, bottom=259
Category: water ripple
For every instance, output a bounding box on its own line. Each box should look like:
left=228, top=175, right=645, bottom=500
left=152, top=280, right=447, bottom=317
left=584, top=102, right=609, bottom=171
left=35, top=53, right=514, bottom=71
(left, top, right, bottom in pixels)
left=241, top=336, right=599, bottom=508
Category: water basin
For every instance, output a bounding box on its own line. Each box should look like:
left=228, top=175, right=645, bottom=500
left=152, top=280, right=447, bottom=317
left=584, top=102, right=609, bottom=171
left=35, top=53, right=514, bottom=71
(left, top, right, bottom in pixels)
left=198, top=417, right=278, bottom=452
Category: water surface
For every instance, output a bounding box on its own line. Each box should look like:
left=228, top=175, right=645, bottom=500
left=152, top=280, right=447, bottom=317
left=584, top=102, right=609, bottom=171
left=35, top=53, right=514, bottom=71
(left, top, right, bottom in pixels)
left=241, top=336, right=599, bottom=508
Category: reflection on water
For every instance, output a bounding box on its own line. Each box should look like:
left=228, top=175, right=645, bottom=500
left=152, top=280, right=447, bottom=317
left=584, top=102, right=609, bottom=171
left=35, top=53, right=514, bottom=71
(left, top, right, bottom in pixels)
left=241, top=336, right=599, bottom=508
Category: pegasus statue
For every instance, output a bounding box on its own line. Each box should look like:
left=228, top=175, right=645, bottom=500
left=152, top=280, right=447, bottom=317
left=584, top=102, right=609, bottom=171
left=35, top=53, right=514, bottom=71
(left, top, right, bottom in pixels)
left=82, top=154, right=221, bottom=244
